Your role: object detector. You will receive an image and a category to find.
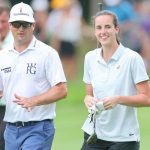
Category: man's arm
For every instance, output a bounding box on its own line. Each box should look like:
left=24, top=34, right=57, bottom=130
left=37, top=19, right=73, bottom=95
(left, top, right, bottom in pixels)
left=13, top=82, right=67, bottom=109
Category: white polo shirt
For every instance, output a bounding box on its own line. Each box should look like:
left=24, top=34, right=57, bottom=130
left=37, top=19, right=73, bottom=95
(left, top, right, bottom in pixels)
left=83, top=44, right=149, bottom=142
left=0, top=36, right=66, bottom=122
left=0, top=31, right=13, bottom=106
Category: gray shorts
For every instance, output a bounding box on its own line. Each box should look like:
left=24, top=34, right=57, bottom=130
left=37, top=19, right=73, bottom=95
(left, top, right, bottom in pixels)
left=81, top=132, right=139, bottom=150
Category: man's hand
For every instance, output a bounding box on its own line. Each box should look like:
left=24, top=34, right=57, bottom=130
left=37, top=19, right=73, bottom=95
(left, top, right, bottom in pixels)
left=13, top=94, right=33, bottom=112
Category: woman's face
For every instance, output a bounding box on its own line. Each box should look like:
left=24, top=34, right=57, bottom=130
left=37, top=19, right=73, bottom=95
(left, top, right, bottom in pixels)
left=94, top=14, right=119, bottom=47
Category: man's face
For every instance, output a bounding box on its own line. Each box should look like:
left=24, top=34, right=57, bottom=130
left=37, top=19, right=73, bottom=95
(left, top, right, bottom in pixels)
left=0, top=10, right=9, bottom=41
left=10, top=21, right=35, bottom=46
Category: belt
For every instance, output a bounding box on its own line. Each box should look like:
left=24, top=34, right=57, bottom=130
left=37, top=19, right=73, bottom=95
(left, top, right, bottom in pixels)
left=8, top=119, right=52, bottom=128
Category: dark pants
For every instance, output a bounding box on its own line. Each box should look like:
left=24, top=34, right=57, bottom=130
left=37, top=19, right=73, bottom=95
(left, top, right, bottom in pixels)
left=81, top=132, right=139, bottom=150
left=0, top=106, right=5, bottom=150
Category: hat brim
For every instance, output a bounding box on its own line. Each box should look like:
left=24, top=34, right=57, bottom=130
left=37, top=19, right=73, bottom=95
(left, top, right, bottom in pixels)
left=9, top=15, right=35, bottom=23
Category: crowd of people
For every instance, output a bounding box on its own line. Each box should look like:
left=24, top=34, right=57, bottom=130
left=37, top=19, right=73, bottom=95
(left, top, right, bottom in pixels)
left=0, top=0, right=150, bottom=150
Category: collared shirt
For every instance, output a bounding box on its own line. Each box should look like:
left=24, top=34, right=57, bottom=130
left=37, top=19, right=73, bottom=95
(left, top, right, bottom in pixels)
left=0, top=31, right=13, bottom=49
left=83, top=44, right=149, bottom=142
left=0, top=31, right=13, bottom=106
left=0, top=36, right=66, bottom=122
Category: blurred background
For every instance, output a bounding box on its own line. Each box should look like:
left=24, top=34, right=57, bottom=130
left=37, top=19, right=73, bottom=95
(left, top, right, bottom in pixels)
left=2, top=0, right=150, bottom=149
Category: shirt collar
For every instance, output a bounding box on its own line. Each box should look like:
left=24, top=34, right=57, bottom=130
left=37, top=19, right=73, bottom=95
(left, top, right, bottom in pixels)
left=8, top=36, right=37, bottom=53
left=111, top=44, right=124, bottom=61
left=96, top=47, right=103, bottom=62
left=96, top=44, right=124, bottom=63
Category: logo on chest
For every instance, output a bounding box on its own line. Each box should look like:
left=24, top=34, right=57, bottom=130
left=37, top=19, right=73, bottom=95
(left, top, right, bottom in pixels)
left=1, top=67, right=11, bottom=73
left=26, top=63, right=37, bottom=74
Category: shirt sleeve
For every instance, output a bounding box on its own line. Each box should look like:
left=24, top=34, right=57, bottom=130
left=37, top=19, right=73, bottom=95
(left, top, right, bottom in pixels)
left=131, top=53, right=149, bottom=84
left=83, top=54, right=91, bottom=84
left=45, top=50, right=66, bottom=87
left=0, top=73, right=3, bottom=91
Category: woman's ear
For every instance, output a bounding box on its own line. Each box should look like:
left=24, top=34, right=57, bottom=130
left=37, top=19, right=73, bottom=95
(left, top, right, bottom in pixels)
left=116, top=26, right=120, bottom=34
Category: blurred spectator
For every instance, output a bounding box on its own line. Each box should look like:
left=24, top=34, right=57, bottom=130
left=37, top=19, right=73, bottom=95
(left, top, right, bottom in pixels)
left=47, top=0, right=83, bottom=81
left=103, top=0, right=142, bottom=54
left=0, top=1, right=13, bottom=149
left=103, top=0, right=137, bottom=23
left=31, top=0, right=50, bottom=45
left=9, top=0, right=32, bottom=6
left=0, top=1, right=13, bottom=49
left=136, top=0, right=150, bottom=73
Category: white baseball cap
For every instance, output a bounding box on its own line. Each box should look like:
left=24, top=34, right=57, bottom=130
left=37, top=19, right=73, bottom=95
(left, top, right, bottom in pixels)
left=9, top=2, right=35, bottom=23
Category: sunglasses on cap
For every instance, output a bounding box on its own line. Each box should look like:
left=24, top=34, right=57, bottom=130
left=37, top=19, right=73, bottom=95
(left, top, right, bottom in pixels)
left=10, top=21, right=32, bottom=29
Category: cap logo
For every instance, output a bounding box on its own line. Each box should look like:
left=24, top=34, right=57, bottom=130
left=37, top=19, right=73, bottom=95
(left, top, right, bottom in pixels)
left=13, top=6, right=29, bottom=17
left=13, top=13, right=29, bottom=16
left=20, top=7, right=22, bottom=13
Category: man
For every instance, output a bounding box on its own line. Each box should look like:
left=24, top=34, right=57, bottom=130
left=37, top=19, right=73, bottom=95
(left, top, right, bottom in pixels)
left=0, top=1, right=13, bottom=149
left=0, top=2, right=67, bottom=150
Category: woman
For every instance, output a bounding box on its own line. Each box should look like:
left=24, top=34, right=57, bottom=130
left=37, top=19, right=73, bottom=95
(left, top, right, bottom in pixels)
left=81, top=10, right=150, bottom=150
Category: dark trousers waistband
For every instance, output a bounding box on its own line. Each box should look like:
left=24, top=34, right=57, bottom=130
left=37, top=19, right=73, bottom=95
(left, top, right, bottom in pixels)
left=7, top=119, right=53, bottom=128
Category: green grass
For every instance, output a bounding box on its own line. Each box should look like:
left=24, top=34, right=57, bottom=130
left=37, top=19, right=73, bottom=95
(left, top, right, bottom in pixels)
left=52, top=37, right=95, bottom=150
left=138, top=108, right=150, bottom=150
left=52, top=80, right=87, bottom=150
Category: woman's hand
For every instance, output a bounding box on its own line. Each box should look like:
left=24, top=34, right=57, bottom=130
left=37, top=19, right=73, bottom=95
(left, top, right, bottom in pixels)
left=84, top=95, right=98, bottom=109
left=102, top=96, right=119, bottom=110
